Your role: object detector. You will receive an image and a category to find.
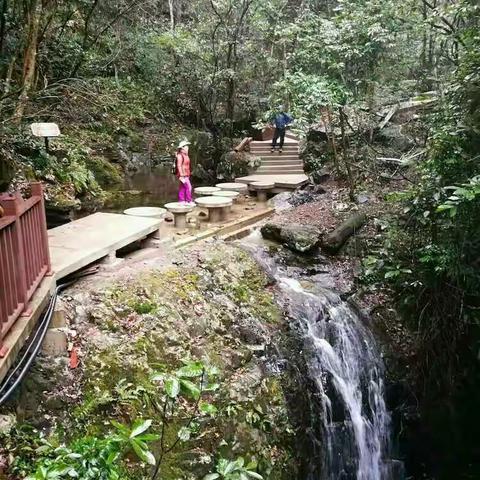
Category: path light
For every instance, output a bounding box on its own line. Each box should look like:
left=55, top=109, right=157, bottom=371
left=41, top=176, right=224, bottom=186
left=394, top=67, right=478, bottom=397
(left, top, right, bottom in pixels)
left=30, top=123, right=61, bottom=152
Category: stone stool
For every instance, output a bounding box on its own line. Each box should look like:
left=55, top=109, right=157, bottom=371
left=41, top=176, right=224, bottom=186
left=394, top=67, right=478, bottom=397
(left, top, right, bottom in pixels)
left=124, top=207, right=166, bottom=219
left=194, top=196, right=233, bottom=223
left=250, top=181, right=274, bottom=202
left=216, top=182, right=248, bottom=203
left=123, top=207, right=166, bottom=239
left=164, top=202, right=194, bottom=229
left=212, top=190, right=240, bottom=213
left=194, top=186, right=221, bottom=197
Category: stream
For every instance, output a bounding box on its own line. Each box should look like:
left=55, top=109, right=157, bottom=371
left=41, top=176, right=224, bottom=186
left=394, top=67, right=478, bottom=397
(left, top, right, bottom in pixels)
left=107, top=165, right=179, bottom=212
left=238, top=230, right=405, bottom=480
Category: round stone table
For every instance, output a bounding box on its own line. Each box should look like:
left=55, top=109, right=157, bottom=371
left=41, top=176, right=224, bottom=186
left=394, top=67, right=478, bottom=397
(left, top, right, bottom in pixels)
left=194, top=196, right=233, bottom=223
left=212, top=190, right=240, bottom=213
left=250, top=181, right=274, bottom=202
left=124, top=207, right=166, bottom=219
left=215, top=182, right=248, bottom=194
left=194, top=186, right=221, bottom=196
left=164, top=202, right=195, bottom=229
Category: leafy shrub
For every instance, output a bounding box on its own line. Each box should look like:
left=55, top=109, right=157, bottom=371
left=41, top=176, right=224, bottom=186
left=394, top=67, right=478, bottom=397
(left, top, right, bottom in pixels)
left=25, top=420, right=158, bottom=479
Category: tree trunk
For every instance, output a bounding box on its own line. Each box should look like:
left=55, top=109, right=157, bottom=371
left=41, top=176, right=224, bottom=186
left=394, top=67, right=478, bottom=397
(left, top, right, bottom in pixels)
left=4, top=54, right=15, bottom=94
left=168, top=0, right=175, bottom=32
left=14, top=0, right=41, bottom=123
left=322, top=108, right=340, bottom=175
left=322, top=213, right=367, bottom=254
left=0, top=0, right=7, bottom=57
left=339, top=106, right=355, bottom=201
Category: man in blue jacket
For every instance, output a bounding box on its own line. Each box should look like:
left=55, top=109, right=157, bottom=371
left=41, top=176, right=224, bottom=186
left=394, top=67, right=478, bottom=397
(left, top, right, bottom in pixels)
left=270, top=106, right=293, bottom=153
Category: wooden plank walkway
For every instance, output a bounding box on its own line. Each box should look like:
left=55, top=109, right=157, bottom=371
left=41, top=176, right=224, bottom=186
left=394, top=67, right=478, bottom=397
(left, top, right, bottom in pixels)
left=48, top=212, right=161, bottom=279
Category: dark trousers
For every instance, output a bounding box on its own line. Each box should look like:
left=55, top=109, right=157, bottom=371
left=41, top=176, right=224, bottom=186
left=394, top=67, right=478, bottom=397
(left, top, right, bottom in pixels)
left=271, top=128, right=286, bottom=149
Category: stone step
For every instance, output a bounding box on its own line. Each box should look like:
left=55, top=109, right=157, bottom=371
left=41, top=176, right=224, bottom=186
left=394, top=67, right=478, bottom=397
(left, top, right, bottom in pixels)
left=256, top=170, right=305, bottom=175
left=253, top=153, right=300, bottom=160
left=251, top=147, right=298, bottom=154
left=261, top=159, right=303, bottom=166
left=250, top=141, right=298, bottom=146
left=255, top=170, right=305, bottom=176
left=261, top=163, right=304, bottom=169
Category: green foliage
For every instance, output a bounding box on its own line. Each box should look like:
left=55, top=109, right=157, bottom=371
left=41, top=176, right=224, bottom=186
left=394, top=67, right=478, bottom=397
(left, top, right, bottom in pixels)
left=132, top=300, right=157, bottom=315
left=24, top=420, right=158, bottom=479
left=268, top=72, right=348, bottom=131
left=373, top=8, right=480, bottom=391
left=204, top=457, right=263, bottom=480
left=152, top=360, right=219, bottom=402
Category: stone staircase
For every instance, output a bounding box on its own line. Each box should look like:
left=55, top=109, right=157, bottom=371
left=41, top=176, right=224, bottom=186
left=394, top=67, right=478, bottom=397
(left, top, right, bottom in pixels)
left=249, top=139, right=304, bottom=175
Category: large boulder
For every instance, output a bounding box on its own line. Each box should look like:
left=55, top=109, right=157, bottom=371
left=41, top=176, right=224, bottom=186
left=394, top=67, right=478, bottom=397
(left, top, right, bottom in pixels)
left=261, top=222, right=321, bottom=253
left=216, top=151, right=260, bottom=180
left=376, top=124, right=414, bottom=152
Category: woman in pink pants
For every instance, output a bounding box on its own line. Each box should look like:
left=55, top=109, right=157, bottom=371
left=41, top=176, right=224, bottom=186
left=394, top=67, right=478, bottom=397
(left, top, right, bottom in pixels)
left=176, top=140, right=193, bottom=204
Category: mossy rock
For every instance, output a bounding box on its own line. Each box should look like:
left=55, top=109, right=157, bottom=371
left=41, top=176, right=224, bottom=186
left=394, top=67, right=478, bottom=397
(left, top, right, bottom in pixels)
left=85, top=155, right=124, bottom=188
left=3, top=245, right=299, bottom=479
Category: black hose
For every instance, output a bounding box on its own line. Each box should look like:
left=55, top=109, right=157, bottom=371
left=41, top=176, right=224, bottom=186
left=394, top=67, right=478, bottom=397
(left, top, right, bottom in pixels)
left=0, top=268, right=99, bottom=406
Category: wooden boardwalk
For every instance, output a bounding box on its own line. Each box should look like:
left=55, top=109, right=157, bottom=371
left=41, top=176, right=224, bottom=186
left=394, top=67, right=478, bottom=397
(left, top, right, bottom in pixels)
left=48, top=212, right=161, bottom=279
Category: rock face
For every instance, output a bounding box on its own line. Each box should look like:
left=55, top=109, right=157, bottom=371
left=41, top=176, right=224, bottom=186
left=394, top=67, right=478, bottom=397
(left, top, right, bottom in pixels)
left=376, top=124, right=414, bottom=152
left=2, top=245, right=298, bottom=480
left=261, top=222, right=321, bottom=253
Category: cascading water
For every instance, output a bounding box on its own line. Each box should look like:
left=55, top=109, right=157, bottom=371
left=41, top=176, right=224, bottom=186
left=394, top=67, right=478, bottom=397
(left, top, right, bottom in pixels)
left=238, top=230, right=403, bottom=480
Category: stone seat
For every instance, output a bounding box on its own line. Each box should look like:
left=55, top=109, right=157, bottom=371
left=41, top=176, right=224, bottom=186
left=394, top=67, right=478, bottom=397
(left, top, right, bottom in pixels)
left=212, top=190, right=240, bottom=212
left=123, top=207, right=167, bottom=219
left=194, top=186, right=221, bottom=196
left=194, top=196, right=233, bottom=223
left=215, top=182, right=248, bottom=194
left=250, top=181, right=274, bottom=202
left=164, top=202, right=195, bottom=229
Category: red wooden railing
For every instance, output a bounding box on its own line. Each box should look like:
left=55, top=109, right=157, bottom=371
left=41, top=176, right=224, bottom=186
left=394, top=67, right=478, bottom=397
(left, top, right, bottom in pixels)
left=0, top=183, right=51, bottom=356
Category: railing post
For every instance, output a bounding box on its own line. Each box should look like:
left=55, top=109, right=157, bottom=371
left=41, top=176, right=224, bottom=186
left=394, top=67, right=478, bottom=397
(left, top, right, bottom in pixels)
left=1, top=193, right=28, bottom=304
left=0, top=193, right=27, bottom=356
left=30, top=182, right=52, bottom=273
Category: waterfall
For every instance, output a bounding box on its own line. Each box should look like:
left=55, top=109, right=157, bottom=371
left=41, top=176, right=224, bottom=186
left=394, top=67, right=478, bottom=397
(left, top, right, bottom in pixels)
left=239, top=231, right=403, bottom=480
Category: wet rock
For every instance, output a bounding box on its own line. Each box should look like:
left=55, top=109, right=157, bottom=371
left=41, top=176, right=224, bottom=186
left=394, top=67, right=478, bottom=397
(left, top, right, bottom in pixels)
left=261, top=222, right=321, bottom=253
left=356, top=193, right=370, bottom=204
left=269, top=192, right=293, bottom=211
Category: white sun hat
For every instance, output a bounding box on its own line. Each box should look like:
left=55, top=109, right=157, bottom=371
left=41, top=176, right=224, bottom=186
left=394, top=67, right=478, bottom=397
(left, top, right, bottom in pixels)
left=177, top=140, right=191, bottom=149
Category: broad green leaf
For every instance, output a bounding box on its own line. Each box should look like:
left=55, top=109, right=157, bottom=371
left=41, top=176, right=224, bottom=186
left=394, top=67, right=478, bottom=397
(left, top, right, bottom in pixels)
left=130, top=419, right=152, bottom=438
left=111, top=420, right=129, bottom=436
left=246, top=472, right=264, bottom=479
left=384, top=270, right=398, bottom=279
left=180, top=379, right=201, bottom=399
left=203, top=475, right=220, bottom=480
left=130, top=440, right=156, bottom=465
left=137, top=433, right=161, bottom=442
left=205, top=382, right=220, bottom=392
left=165, top=377, right=181, bottom=398
left=176, top=362, right=205, bottom=378
left=200, top=402, right=218, bottom=415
